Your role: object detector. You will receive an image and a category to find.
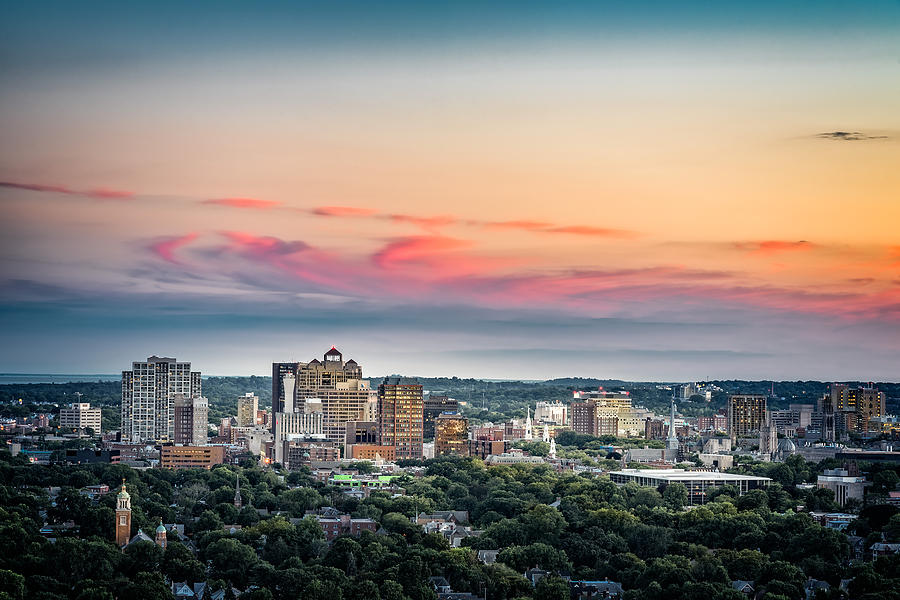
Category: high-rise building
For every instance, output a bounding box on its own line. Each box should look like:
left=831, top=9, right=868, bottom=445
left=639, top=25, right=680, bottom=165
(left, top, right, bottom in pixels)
left=237, top=393, right=259, bottom=427
left=271, top=348, right=372, bottom=443
left=115, top=481, right=132, bottom=547
left=423, top=395, right=459, bottom=440
left=570, top=390, right=641, bottom=437
left=727, top=394, right=767, bottom=439
left=59, top=402, right=102, bottom=433
left=121, top=356, right=201, bottom=443
left=378, top=376, right=424, bottom=459
left=830, top=383, right=886, bottom=434
left=173, top=395, right=208, bottom=445
left=534, top=401, right=568, bottom=425
left=435, top=413, right=469, bottom=456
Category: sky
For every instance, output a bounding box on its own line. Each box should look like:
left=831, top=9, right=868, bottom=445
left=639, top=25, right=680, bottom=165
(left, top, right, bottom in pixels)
left=1, top=2, right=899, bottom=380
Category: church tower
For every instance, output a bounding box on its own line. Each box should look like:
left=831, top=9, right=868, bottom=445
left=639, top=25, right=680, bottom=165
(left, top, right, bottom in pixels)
left=233, top=473, right=242, bottom=509
left=524, top=407, right=533, bottom=440
left=115, top=480, right=132, bottom=547
left=155, top=520, right=167, bottom=549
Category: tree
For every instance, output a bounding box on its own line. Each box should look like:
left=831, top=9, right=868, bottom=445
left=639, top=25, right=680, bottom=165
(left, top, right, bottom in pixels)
left=119, top=572, right=173, bottom=600
left=206, top=538, right=259, bottom=587
left=0, top=570, right=25, bottom=600
left=663, top=483, right=688, bottom=510
left=534, top=574, right=569, bottom=600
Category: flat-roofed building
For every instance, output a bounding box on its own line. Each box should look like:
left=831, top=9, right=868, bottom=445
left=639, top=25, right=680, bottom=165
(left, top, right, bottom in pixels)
left=378, top=376, right=424, bottom=459
left=346, top=443, right=396, bottom=461
left=609, top=469, right=771, bottom=505
left=423, top=395, right=459, bottom=440
left=59, top=402, right=102, bottom=433
left=159, top=445, right=225, bottom=469
left=174, top=395, right=208, bottom=445
left=727, top=394, right=767, bottom=440
left=236, top=393, right=259, bottom=427
left=121, top=356, right=201, bottom=443
left=817, top=468, right=869, bottom=506
left=435, top=413, right=469, bottom=457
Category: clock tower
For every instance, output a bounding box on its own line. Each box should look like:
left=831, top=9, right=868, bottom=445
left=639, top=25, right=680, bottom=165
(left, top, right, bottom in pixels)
left=115, top=480, right=132, bottom=547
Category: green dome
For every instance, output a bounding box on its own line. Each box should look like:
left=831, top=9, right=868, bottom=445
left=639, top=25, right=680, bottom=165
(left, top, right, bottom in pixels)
left=156, top=522, right=167, bottom=534
left=117, top=482, right=130, bottom=499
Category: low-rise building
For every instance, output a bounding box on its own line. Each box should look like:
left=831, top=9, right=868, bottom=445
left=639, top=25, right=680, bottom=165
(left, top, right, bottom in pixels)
left=817, top=468, right=868, bottom=506
left=159, top=445, right=225, bottom=469
left=59, top=403, right=102, bottom=433
left=609, top=469, right=771, bottom=505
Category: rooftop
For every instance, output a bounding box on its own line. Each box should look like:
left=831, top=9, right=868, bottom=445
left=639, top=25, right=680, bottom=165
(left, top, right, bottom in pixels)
left=610, top=469, right=772, bottom=482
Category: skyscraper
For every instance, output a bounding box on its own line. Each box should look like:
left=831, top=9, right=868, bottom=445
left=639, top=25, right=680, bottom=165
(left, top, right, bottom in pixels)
left=237, top=393, right=259, bottom=427
left=727, top=394, right=767, bottom=440
left=378, top=376, right=424, bottom=459
left=271, top=348, right=373, bottom=443
left=830, top=383, right=886, bottom=434
left=174, top=395, right=208, bottom=445
left=423, top=394, right=458, bottom=440
left=121, top=356, right=201, bottom=443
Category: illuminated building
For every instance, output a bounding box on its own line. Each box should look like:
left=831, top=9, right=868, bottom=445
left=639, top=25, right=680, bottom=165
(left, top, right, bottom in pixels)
left=423, top=394, right=458, bottom=440
left=159, top=445, right=225, bottom=469
left=59, top=402, right=101, bottom=433
left=727, top=394, right=767, bottom=439
left=377, top=376, right=424, bottom=459
left=435, top=413, right=469, bottom=456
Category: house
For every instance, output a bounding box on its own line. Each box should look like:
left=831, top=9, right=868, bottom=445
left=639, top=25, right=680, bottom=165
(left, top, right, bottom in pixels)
left=804, top=579, right=830, bottom=599
left=172, top=582, right=208, bottom=600
left=476, top=550, right=499, bottom=565
left=416, top=511, right=469, bottom=525
left=569, top=580, right=624, bottom=599
left=315, top=514, right=378, bottom=541
left=524, top=568, right=550, bottom=587
left=421, top=521, right=483, bottom=547
left=871, top=543, right=900, bottom=559
left=731, top=581, right=754, bottom=596
left=429, top=577, right=452, bottom=594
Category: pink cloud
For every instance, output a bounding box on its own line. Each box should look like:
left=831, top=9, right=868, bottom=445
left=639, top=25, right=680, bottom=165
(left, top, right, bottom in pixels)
left=222, top=231, right=309, bottom=256
left=736, top=240, right=815, bottom=256
left=312, top=206, right=377, bottom=217
left=542, top=225, right=638, bottom=238
left=384, top=214, right=459, bottom=230
left=150, top=233, right=199, bottom=264
left=0, top=180, right=134, bottom=200
left=373, top=235, right=471, bottom=269
left=204, top=197, right=281, bottom=209
left=485, top=220, right=552, bottom=231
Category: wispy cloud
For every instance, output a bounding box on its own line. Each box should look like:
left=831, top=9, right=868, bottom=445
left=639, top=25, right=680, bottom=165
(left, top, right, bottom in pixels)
left=149, top=233, right=199, bottom=264
left=735, top=240, right=815, bottom=256
left=203, top=197, right=281, bottom=209
left=312, top=206, right=377, bottom=217
left=0, top=180, right=134, bottom=200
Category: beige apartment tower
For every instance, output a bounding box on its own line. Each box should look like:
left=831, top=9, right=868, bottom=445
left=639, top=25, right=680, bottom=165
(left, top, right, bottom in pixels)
left=727, top=394, right=767, bottom=439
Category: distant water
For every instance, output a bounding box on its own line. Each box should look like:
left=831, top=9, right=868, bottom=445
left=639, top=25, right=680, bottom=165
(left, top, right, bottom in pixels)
left=0, top=374, right=120, bottom=384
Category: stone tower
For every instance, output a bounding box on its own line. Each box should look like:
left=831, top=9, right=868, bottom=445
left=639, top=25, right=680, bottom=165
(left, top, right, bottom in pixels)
left=233, top=473, right=242, bottom=509
left=115, top=480, right=132, bottom=547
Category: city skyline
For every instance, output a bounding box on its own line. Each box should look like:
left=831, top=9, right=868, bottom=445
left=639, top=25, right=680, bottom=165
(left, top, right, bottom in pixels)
left=2, top=2, right=900, bottom=380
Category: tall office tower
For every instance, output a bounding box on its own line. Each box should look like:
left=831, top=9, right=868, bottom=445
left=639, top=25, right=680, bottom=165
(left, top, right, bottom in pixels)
left=121, top=356, right=201, bottom=443
left=174, top=395, right=208, bottom=445
left=727, top=394, right=767, bottom=440
left=423, top=394, right=459, bottom=440
left=435, top=413, right=469, bottom=456
left=830, top=383, right=886, bottom=434
left=272, top=348, right=372, bottom=443
left=237, top=393, right=259, bottom=427
left=571, top=400, right=599, bottom=436
left=59, top=402, right=102, bottom=433
left=378, top=377, right=424, bottom=459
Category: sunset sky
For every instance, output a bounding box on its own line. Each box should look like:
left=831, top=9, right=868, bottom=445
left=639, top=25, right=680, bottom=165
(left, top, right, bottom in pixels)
left=1, top=2, right=899, bottom=380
